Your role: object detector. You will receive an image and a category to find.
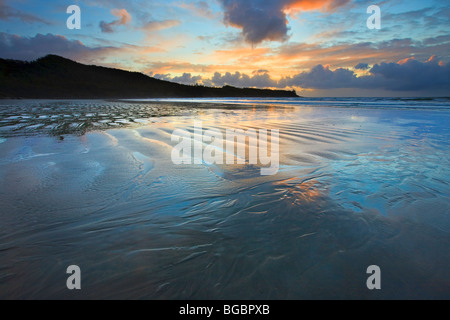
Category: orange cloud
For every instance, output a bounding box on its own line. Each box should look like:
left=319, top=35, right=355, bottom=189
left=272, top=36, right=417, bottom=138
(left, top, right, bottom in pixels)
left=398, top=57, right=415, bottom=64
left=285, top=0, right=350, bottom=13
left=100, top=8, right=131, bottom=33
left=218, top=0, right=350, bottom=44
left=111, top=8, right=132, bottom=25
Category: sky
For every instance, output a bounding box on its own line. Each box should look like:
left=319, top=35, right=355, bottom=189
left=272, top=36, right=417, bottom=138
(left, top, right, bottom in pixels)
left=0, top=0, right=449, bottom=97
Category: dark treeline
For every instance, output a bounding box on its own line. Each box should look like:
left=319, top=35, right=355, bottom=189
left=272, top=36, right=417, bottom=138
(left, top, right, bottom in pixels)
left=0, top=55, right=298, bottom=99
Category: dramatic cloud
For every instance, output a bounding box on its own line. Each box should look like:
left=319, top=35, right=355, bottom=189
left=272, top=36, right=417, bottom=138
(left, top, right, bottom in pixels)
left=369, top=56, right=450, bottom=91
left=2, top=30, right=448, bottom=95
left=154, top=57, right=449, bottom=94
left=152, top=70, right=279, bottom=88
left=280, top=57, right=450, bottom=91
left=0, top=0, right=51, bottom=24
left=270, top=37, right=450, bottom=72
left=279, top=64, right=358, bottom=89
left=100, top=8, right=132, bottom=33
left=218, top=0, right=351, bottom=44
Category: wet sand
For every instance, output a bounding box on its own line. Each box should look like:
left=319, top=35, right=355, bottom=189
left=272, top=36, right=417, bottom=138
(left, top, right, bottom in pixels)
left=0, top=99, right=449, bottom=299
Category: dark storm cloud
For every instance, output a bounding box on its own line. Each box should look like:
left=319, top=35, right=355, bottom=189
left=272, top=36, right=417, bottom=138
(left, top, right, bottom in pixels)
left=219, top=0, right=289, bottom=44
left=217, top=0, right=351, bottom=44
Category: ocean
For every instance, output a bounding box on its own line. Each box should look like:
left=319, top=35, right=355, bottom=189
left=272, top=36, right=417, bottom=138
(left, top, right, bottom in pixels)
left=0, top=97, right=449, bottom=299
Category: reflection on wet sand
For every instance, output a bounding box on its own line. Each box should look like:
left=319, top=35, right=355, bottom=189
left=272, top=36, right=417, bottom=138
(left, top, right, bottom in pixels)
left=0, top=99, right=449, bottom=299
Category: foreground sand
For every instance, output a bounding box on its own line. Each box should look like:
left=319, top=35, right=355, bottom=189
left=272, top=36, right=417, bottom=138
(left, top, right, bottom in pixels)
left=0, top=98, right=449, bottom=299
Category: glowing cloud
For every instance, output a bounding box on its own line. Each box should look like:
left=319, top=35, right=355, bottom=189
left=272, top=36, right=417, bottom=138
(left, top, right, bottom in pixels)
left=100, top=8, right=132, bottom=33
left=218, top=0, right=351, bottom=44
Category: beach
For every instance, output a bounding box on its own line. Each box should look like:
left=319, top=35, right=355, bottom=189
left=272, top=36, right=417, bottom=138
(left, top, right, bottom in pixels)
left=0, top=98, right=449, bottom=299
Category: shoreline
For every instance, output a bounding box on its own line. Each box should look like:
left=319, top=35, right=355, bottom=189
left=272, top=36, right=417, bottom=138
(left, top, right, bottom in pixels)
left=0, top=98, right=449, bottom=138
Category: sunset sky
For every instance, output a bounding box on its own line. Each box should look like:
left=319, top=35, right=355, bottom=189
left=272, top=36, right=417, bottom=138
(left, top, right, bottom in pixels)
left=1, top=0, right=449, bottom=96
